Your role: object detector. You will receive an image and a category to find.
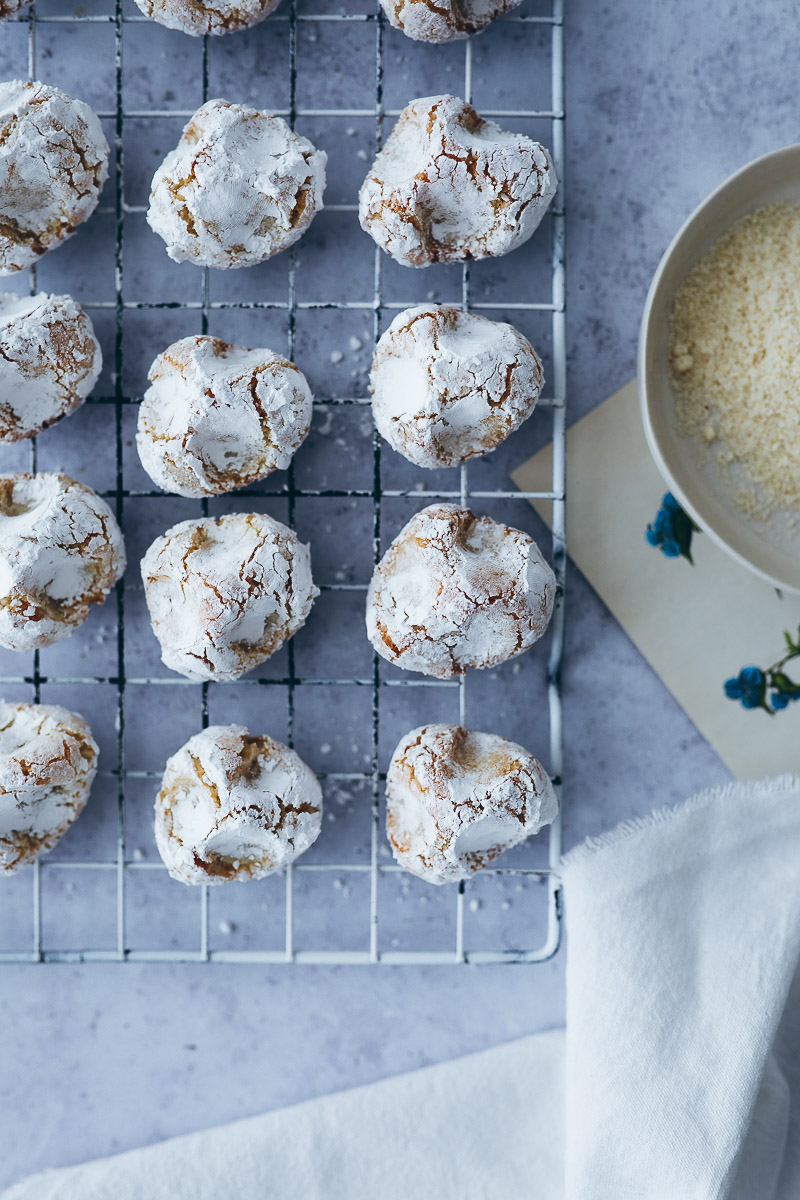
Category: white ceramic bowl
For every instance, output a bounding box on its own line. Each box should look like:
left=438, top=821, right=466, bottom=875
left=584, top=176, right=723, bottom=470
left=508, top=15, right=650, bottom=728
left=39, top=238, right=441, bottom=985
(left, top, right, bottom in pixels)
left=638, top=143, right=800, bottom=593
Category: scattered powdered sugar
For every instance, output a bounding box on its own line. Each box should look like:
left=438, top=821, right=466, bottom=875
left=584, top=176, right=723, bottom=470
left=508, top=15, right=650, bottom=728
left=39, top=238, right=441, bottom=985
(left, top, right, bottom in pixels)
left=379, top=0, right=521, bottom=42
left=386, top=723, right=557, bottom=885
left=136, top=335, right=313, bottom=497
left=366, top=503, right=555, bottom=678
left=133, top=0, right=281, bottom=35
left=0, top=472, right=126, bottom=651
left=0, top=701, right=98, bottom=873
left=371, top=303, right=543, bottom=468
left=141, top=511, right=318, bottom=682
left=0, top=292, right=102, bottom=442
left=359, top=94, right=556, bottom=267
left=148, top=98, right=326, bottom=270
left=154, top=724, right=322, bottom=885
left=0, top=80, right=109, bottom=275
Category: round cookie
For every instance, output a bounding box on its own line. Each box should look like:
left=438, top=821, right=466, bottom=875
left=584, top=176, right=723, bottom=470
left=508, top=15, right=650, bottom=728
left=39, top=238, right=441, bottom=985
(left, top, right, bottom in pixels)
left=141, top=512, right=318, bottom=681
left=371, top=304, right=543, bottom=467
left=147, top=98, right=326, bottom=270
left=0, top=80, right=109, bottom=275
left=155, top=724, right=322, bottom=885
left=359, top=94, right=556, bottom=267
left=0, top=701, right=98, bottom=874
left=366, top=503, right=555, bottom=678
left=0, top=2, right=34, bottom=18
left=137, top=335, right=313, bottom=497
left=0, top=292, right=102, bottom=442
left=379, top=0, right=521, bottom=42
left=0, top=473, right=125, bottom=651
left=133, top=0, right=281, bottom=34
left=386, top=723, right=557, bottom=884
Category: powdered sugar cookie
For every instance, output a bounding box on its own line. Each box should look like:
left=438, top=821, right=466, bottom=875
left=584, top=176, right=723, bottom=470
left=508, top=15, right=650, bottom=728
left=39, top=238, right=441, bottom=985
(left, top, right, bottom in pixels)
left=359, top=94, right=556, bottom=267
left=148, top=99, right=326, bottom=270
left=0, top=2, right=34, bottom=18
left=0, top=701, right=98, bottom=874
left=380, top=0, right=520, bottom=42
left=0, top=80, right=109, bottom=275
left=133, top=0, right=281, bottom=34
left=137, top=336, right=313, bottom=497
left=371, top=304, right=543, bottom=467
left=0, top=473, right=125, bottom=651
left=155, top=724, right=322, bottom=885
left=386, top=723, right=557, bottom=884
left=367, top=504, right=555, bottom=677
left=0, top=292, right=102, bottom=442
left=141, top=512, right=318, bottom=681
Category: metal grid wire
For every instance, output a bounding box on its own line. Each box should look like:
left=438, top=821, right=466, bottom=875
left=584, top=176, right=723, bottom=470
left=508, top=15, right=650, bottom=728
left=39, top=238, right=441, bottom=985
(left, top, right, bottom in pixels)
left=0, top=0, right=566, bottom=964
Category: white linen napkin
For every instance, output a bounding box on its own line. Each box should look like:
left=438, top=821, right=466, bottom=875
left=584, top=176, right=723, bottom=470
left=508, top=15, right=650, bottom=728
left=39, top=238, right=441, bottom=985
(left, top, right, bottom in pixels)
left=6, top=775, right=800, bottom=1200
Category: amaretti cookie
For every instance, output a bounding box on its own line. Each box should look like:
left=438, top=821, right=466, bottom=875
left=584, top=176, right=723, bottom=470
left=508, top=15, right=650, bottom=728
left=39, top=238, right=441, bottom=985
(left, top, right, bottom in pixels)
left=386, top=724, right=557, bottom=884
left=141, top=512, right=317, bottom=681
left=0, top=1, right=34, bottom=18
left=133, top=0, right=280, bottom=35
left=155, top=724, right=322, bottom=885
left=367, top=504, right=555, bottom=677
left=371, top=304, right=543, bottom=467
left=0, top=80, right=109, bottom=275
left=380, top=0, right=520, bottom=42
left=147, top=99, right=326, bottom=270
left=0, top=701, right=98, bottom=873
left=0, top=473, right=125, bottom=651
left=137, top=336, right=313, bottom=497
left=359, top=95, right=556, bottom=267
left=0, top=292, right=102, bottom=442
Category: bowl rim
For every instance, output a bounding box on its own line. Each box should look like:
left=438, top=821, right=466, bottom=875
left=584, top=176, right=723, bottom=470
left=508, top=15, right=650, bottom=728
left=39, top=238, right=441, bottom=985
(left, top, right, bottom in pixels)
left=638, top=141, right=800, bottom=594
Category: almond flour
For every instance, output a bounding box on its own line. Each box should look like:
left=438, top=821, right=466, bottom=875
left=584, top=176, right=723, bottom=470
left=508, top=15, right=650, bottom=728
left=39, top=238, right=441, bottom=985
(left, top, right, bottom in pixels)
left=669, top=202, right=800, bottom=520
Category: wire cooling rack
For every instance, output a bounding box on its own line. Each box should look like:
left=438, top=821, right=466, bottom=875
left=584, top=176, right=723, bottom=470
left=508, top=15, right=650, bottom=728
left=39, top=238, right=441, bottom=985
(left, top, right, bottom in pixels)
left=0, top=0, right=565, bottom=964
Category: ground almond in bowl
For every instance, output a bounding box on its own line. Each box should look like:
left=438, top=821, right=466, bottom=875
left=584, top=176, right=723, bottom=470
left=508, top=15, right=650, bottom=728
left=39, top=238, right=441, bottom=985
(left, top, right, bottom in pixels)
left=669, top=202, right=800, bottom=521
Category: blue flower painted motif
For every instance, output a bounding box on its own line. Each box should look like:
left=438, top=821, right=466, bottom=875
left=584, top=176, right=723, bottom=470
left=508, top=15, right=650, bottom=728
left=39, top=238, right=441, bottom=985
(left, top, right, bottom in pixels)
left=646, top=493, right=699, bottom=564
left=724, top=628, right=800, bottom=716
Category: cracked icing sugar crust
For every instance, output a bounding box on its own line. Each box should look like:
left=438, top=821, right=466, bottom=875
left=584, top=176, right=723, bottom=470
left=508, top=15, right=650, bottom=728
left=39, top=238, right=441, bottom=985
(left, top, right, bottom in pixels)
left=133, top=0, right=282, bottom=35
left=0, top=700, right=98, bottom=873
left=366, top=503, right=555, bottom=678
left=155, top=724, right=322, bottom=885
left=371, top=303, right=543, bottom=468
left=380, top=0, right=521, bottom=43
left=0, top=292, right=102, bottom=442
left=141, top=512, right=318, bottom=682
left=0, top=1, right=34, bottom=17
left=147, top=98, right=326, bottom=270
left=386, top=723, right=557, bottom=884
left=137, top=335, right=313, bottom=497
left=0, top=473, right=126, bottom=651
left=358, top=94, right=556, bottom=268
left=0, top=80, right=109, bottom=275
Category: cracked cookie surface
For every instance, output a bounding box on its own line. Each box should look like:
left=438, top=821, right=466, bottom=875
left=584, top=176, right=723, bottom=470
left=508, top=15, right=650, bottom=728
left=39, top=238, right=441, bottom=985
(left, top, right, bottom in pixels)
left=379, top=0, right=521, bottom=42
left=141, top=511, right=318, bottom=681
left=133, top=0, right=281, bottom=35
left=366, top=503, right=555, bottom=678
left=147, top=98, right=326, bottom=270
left=371, top=303, right=543, bottom=467
left=0, top=2, right=34, bottom=18
left=137, top=335, right=313, bottom=497
left=0, top=472, right=126, bottom=651
left=155, top=724, right=322, bottom=885
left=386, top=723, right=557, bottom=884
left=0, top=79, right=109, bottom=275
left=0, top=292, right=102, bottom=442
left=359, top=94, right=556, bottom=267
left=0, top=700, right=98, bottom=873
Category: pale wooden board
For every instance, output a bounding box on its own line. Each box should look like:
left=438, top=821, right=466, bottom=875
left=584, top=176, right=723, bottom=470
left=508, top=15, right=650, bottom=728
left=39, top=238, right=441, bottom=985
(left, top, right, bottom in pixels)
left=512, top=380, right=800, bottom=779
